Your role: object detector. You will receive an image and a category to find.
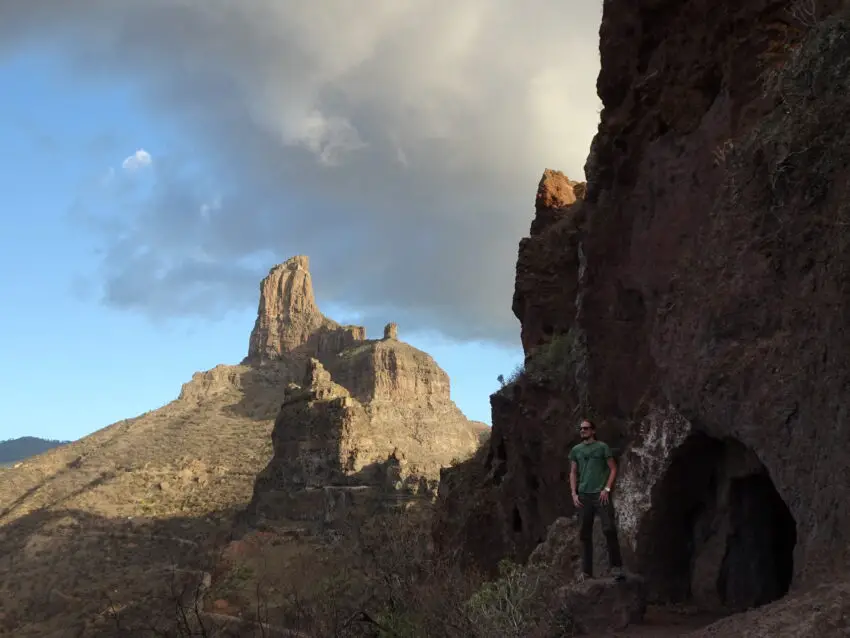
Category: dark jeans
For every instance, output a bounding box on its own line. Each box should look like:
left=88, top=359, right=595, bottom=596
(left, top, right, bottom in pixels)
left=578, top=492, right=623, bottom=576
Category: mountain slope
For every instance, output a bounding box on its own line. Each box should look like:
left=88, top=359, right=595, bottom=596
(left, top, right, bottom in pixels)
left=0, top=363, right=285, bottom=525
left=0, top=255, right=484, bottom=638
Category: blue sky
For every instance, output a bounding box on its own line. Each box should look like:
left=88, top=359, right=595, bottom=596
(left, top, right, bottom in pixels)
left=0, top=49, right=526, bottom=442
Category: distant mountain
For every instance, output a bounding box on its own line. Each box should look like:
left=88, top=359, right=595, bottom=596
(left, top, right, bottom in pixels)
left=0, top=436, right=70, bottom=465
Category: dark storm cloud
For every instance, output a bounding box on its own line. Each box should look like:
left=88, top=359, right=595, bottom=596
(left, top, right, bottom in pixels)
left=1, top=0, right=603, bottom=343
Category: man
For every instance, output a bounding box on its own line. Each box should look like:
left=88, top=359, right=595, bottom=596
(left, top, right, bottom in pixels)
left=569, top=419, right=625, bottom=582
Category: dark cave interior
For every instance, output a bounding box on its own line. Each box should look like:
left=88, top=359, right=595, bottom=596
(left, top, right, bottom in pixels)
left=635, top=432, right=796, bottom=611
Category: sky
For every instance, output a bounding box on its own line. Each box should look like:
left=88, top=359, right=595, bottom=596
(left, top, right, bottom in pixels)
left=0, top=1, right=603, bottom=442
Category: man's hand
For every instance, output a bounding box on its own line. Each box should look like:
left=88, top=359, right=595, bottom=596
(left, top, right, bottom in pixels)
left=572, top=492, right=582, bottom=508
left=599, top=489, right=610, bottom=505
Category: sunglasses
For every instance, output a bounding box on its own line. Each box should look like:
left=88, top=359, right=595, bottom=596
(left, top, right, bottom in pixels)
left=579, top=426, right=592, bottom=431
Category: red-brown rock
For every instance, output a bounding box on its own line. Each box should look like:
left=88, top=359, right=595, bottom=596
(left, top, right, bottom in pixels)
left=436, top=1, right=850, bottom=630
left=513, top=170, right=587, bottom=354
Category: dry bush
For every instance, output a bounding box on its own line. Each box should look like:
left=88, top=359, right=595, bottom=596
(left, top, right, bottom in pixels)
left=465, top=559, right=580, bottom=638
left=354, top=506, right=482, bottom=637
left=103, top=502, right=568, bottom=637
left=466, top=559, right=544, bottom=637
left=354, top=510, right=574, bottom=638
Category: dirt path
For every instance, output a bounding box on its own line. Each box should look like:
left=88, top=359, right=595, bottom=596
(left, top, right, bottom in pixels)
left=602, top=606, right=727, bottom=637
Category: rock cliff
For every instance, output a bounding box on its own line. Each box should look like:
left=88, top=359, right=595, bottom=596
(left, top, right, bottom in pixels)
left=239, top=257, right=485, bottom=529
left=435, top=0, right=850, bottom=627
left=245, top=256, right=365, bottom=363
left=246, top=339, right=486, bottom=529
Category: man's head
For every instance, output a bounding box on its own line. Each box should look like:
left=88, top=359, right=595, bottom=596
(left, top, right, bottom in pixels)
left=579, top=419, right=596, bottom=441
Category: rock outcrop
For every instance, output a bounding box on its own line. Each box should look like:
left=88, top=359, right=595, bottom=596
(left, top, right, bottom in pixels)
left=383, top=322, right=398, bottom=340
left=544, top=575, right=647, bottom=636
left=245, top=256, right=365, bottom=363
left=246, top=345, right=485, bottom=529
left=241, top=261, right=485, bottom=530
left=436, top=0, right=850, bottom=630
left=513, top=170, right=587, bottom=355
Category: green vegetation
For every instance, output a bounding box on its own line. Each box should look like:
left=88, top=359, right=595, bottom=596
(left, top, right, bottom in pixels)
left=723, top=6, right=850, bottom=218
left=466, top=559, right=545, bottom=637
left=496, top=364, right=523, bottom=388
left=497, top=331, right=579, bottom=391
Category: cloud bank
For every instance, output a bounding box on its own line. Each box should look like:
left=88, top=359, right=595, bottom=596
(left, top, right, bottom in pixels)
left=1, top=0, right=604, bottom=343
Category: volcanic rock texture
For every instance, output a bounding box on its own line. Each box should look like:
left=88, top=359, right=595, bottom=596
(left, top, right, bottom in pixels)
left=435, top=0, right=850, bottom=632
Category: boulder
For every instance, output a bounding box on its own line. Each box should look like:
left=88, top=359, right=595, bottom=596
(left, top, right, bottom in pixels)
left=541, top=574, right=646, bottom=636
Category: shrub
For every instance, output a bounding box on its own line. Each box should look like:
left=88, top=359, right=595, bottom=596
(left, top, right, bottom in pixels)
left=496, top=331, right=579, bottom=393
left=524, top=332, right=579, bottom=387
left=466, top=559, right=543, bottom=638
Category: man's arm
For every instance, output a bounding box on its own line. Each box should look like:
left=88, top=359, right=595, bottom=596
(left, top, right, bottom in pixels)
left=605, top=457, right=617, bottom=491
left=570, top=460, right=582, bottom=507
left=569, top=460, right=578, bottom=495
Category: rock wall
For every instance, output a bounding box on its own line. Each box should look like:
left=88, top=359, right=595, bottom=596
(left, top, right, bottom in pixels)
left=246, top=348, right=484, bottom=529
left=435, top=0, right=850, bottom=613
left=433, top=174, right=603, bottom=572
left=513, top=170, right=586, bottom=355
left=327, top=339, right=452, bottom=405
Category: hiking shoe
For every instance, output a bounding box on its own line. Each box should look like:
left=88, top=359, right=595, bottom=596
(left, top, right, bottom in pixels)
left=612, top=566, right=626, bottom=582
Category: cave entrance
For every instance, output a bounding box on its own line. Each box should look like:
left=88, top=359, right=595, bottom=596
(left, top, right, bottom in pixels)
left=635, top=433, right=796, bottom=612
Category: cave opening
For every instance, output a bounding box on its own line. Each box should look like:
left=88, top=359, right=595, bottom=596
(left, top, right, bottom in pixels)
left=635, top=432, right=796, bottom=612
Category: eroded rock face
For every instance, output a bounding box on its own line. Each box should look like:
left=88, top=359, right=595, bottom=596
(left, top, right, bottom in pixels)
left=544, top=575, right=647, bottom=636
left=687, top=581, right=850, bottom=638
left=247, top=346, right=484, bottom=529
left=245, top=256, right=366, bottom=363
left=235, top=254, right=485, bottom=530
left=383, top=322, right=398, bottom=340
left=433, top=173, right=594, bottom=573
left=513, top=170, right=586, bottom=354
left=328, top=339, right=452, bottom=405
left=579, top=0, right=850, bottom=595
left=436, top=0, right=850, bottom=621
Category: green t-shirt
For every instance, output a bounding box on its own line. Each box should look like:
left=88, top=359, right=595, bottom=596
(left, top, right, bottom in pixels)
left=569, top=440, right=612, bottom=494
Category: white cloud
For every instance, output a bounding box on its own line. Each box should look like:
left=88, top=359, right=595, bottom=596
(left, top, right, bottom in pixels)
left=0, top=1, right=604, bottom=343
left=121, top=149, right=152, bottom=171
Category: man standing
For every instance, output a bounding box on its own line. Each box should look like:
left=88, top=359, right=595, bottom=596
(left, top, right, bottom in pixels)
left=569, top=419, right=625, bottom=582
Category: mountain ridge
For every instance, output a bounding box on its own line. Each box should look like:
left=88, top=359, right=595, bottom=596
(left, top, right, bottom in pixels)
left=0, top=436, right=70, bottom=466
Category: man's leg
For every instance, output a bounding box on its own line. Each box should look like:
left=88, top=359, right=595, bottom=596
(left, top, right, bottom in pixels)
left=598, top=496, right=625, bottom=578
left=578, top=493, right=595, bottom=577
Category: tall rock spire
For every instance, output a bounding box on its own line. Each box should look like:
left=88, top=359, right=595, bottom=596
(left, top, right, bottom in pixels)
left=246, top=256, right=341, bottom=362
